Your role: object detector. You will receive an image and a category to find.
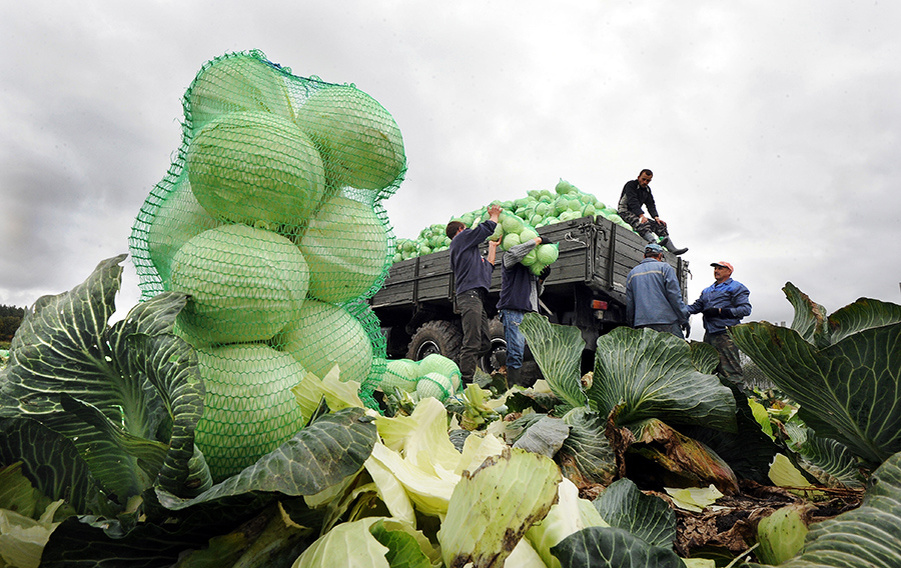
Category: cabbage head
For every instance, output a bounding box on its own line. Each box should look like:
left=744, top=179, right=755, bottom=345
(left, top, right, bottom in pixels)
left=275, top=299, right=373, bottom=384
left=187, top=111, right=326, bottom=228
left=171, top=223, right=310, bottom=345
left=186, top=52, right=295, bottom=132
left=295, top=85, right=405, bottom=191
left=147, top=174, right=220, bottom=284
left=194, top=343, right=307, bottom=481
left=299, top=194, right=389, bottom=303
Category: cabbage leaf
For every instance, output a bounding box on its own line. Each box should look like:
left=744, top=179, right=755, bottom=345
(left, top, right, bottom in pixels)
left=0, top=254, right=209, bottom=506
left=745, top=449, right=901, bottom=568
left=731, top=313, right=901, bottom=465
left=589, top=327, right=737, bottom=432
left=519, top=313, right=587, bottom=408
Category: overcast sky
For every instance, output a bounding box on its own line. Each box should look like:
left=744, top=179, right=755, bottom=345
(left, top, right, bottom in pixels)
left=2, top=1, right=899, bottom=340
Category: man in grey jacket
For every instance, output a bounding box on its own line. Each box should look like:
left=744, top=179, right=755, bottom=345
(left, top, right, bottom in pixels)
left=497, top=235, right=552, bottom=387
left=625, top=243, right=690, bottom=338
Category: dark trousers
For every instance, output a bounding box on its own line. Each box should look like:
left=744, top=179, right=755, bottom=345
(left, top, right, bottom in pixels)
left=705, top=331, right=743, bottom=384
left=456, top=288, right=489, bottom=381
left=618, top=209, right=670, bottom=239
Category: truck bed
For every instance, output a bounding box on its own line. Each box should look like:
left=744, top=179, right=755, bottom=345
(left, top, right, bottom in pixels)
left=370, top=214, right=686, bottom=312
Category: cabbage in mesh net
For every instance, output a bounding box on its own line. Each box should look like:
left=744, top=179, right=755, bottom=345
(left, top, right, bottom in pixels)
left=275, top=299, right=373, bottom=384
left=194, top=343, right=307, bottom=481
left=187, top=110, right=327, bottom=228
left=129, top=50, right=406, bottom=421
left=170, top=223, right=309, bottom=345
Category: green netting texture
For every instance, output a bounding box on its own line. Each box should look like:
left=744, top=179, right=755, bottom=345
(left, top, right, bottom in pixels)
left=128, top=50, right=405, bottom=453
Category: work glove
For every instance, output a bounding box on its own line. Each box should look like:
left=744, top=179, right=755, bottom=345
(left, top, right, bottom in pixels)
left=702, top=307, right=720, bottom=318
left=540, top=236, right=553, bottom=245
left=539, top=266, right=552, bottom=281
left=680, top=321, right=691, bottom=336
left=720, top=307, right=736, bottom=318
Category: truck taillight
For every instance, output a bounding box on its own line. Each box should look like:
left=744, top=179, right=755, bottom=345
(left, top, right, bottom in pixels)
left=591, top=300, right=608, bottom=310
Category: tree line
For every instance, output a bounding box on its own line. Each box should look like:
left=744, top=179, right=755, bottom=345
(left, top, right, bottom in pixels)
left=0, top=305, right=26, bottom=342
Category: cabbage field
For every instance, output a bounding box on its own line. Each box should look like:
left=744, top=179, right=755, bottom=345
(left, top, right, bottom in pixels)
left=1, top=258, right=900, bottom=567
left=2, top=49, right=901, bottom=568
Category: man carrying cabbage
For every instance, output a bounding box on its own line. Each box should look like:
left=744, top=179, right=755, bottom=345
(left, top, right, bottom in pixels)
left=447, top=204, right=502, bottom=383
left=497, top=234, right=553, bottom=387
left=617, top=169, right=689, bottom=255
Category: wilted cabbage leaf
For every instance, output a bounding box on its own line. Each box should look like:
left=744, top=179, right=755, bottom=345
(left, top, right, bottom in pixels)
left=438, top=447, right=561, bottom=568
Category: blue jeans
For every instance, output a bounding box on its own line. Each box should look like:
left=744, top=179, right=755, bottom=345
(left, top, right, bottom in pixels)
left=500, top=309, right=526, bottom=369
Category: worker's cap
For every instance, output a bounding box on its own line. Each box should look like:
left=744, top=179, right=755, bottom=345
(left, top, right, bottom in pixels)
left=711, top=261, right=734, bottom=271
left=645, top=243, right=665, bottom=254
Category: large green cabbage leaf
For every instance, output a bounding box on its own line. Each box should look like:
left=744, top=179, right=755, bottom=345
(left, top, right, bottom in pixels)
left=551, top=525, right=685, bottom=568
left=556, top=407, right=617, bottom=486
left=0, top=254, right=209, bottom=506
left=588, top=327, right=737, bottom=433
left=0, top=255, right=380, bottom=568
left=783, top=282, right=901, bottom=349
left=519, top=313, right=587, bottom=408
left=593, top=478, right=677, bottom=550
left=743, top=449, right=901, bottom=568
left=731, top=319, right=901, bottom=466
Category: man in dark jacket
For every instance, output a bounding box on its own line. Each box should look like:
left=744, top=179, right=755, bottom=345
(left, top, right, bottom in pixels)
left=497, top=235, right=552, bottom=387
left=625, top=243, right=690, bottom=338
left=618, top=169, right=688, bottom=255
left=447, top=204, right=502, bottom=383
left=688, top=261, right=752, bottom=384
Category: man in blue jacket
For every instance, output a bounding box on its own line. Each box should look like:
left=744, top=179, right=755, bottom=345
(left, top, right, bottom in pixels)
left=625, top=243, right=690, bottom=338
left=688, top=261, right=752, bottom=384
left=447, top=204, right=502, bottom=383
left=497, top=235, right=552, bottom=387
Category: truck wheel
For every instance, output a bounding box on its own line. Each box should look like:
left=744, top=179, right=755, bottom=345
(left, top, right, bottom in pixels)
left=406, top=320, right=463, bottom=362
left=481, top=317, right=506, bottom=372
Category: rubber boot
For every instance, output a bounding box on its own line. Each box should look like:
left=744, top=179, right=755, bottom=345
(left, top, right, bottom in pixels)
left=660, top=236, right=688, bottom=255
left=506, top=366, right=523, bottom=388
left=642, top=232, right=657, bottom=244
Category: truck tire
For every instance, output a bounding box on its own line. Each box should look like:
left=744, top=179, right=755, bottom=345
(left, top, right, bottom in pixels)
left=482, top=316, right=506, bottom=372
left=406, top=320, right=463, bottom=362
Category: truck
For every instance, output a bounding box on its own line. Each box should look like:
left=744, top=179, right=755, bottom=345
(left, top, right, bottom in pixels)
left=369, top=214, right=690, bottom=379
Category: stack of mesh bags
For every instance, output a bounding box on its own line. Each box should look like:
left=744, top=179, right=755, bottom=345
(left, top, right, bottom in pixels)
left=129, top=50, right=404, bottom=480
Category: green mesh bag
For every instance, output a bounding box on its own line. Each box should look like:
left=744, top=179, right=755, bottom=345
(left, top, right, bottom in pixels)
left=128, top=50, right=404, bottom=471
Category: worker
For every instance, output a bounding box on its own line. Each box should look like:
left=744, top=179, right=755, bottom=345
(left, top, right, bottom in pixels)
left=497, top=235, right=553, bottom=387
left=687, top=261, right=752, bottom=384
left=625, top=243, right=690, bottom=338
left=447, top=204, right=502, bottom=383
left=618, top=169, right=688, bottom=255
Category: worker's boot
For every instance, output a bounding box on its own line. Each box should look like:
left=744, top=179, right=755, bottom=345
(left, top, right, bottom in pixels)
left=642, top=232, right=657, bottom=244
left=660, top=236, right=688, bottom=255
left=506, top=366, right=523, bottom=388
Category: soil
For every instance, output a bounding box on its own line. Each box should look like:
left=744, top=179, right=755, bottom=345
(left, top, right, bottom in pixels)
left=579, top=478, right=864, bottom=562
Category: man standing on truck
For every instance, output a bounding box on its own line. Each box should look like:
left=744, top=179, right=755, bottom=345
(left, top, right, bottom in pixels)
left=688, top=261, right=752, bottom=385
left=625, top=243, right=690, bottom=338
left=447, top=204, right=503, bottom=383
left=618, top=169, right=689, bottom=255
left=497, top=235, right=553, bottom=388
